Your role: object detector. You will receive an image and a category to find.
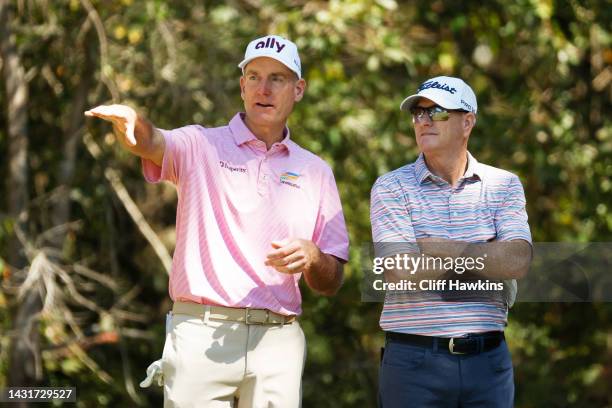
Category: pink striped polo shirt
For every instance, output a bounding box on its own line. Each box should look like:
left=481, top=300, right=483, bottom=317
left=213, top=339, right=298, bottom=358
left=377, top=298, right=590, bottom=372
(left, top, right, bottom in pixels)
left=142, top=113, right=349, bottom=316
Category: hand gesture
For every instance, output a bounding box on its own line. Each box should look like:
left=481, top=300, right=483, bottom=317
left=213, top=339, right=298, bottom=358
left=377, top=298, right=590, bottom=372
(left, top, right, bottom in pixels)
left=265, top=239, right=322, bottom=275
left=85, top=104, right=138, bottom=146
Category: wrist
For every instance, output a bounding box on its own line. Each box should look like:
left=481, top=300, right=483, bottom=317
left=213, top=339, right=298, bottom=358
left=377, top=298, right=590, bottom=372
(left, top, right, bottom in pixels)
left=308, top=245, right=324, bottom=273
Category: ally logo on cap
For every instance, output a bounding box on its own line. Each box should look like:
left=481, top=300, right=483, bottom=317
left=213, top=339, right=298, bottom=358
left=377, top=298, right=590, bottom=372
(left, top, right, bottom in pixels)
left=238, top=35, right=302, bottom=78
left=254, top=36, right=287, bottom=53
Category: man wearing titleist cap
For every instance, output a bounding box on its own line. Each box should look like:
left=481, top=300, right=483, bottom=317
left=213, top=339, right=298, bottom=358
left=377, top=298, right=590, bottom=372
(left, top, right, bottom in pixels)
left=85, top=35, right=348, bottom=407
left=370, top=76, right=531, bottom=407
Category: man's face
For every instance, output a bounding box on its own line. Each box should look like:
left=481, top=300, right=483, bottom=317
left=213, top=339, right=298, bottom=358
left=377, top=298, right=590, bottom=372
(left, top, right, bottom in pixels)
left=412, top=98, right=473, bottom=155
left=240, top=57, right=305, bottom=129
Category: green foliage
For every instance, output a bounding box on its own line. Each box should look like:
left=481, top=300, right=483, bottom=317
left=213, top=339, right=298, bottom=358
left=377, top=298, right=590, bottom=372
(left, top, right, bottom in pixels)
left=1, top=0, right=610, bottom=406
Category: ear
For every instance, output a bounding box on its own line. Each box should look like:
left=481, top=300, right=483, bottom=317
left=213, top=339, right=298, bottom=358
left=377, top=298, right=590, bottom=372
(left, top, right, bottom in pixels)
left=239, top=76, right=246, bottom=101
left=294, top=78, right=306, bottom=102
left=463, top=112, right=476, bottom=134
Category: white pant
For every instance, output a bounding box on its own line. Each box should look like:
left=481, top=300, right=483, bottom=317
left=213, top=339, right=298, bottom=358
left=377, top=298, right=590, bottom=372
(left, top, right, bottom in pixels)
left=161, top=311, right=306, bottom=408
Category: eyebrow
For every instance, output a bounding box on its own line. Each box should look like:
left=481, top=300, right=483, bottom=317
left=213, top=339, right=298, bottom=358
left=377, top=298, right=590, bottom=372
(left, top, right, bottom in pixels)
left=245, top=69, right=291, bottom=78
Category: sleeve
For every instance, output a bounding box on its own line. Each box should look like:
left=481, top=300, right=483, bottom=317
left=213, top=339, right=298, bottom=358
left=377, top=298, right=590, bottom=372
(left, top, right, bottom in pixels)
left=311, top=166, right=349, bottom=262
left=370, top=176, right=419, bottom=258
left=494, top=174, right=532, bottom=244
left=141, top=125, right=204, bottom=185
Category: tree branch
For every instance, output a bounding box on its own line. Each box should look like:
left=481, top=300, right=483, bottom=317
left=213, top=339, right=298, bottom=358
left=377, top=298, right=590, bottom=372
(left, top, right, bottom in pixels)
left=82, top=132, right=173, bottom=274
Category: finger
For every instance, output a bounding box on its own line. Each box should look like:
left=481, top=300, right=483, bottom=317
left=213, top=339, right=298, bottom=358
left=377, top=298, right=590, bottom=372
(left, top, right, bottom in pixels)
left=85, top=109, right=112, bottom=119
left=265, top=251, right=302, bottom=267
left=279, top=259, right=306, bottom=274
left=85, top=106, right=108, bottom=117
left=266, top=242, right=297, bottom=260
left=271, top=239, right=291, bottom=249
left=86, top=105, right=118, bottom=117
left=266, top=248, right=291, bottom=260
left=265, top=258, right=288, bottom=267
left=111, top=122, right=136, bottom=147
left=125, top=120, right=137, bottom=146
left=269, top=251, right=302, bottom=265
left=85, top=105, right=132, bottom=120
left=84, top=110, right=124, bottom=122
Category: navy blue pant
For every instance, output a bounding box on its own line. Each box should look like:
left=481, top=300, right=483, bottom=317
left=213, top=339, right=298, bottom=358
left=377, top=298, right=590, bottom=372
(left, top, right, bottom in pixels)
left=379, top=336, right=514, bottom=408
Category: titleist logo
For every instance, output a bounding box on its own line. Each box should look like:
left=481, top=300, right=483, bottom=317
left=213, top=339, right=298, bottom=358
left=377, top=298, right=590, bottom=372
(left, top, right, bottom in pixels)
left=418, top=80, right=457, bottom=94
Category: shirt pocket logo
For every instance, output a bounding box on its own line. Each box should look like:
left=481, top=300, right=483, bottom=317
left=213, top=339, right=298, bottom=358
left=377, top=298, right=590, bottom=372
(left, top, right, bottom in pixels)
left=280, top=171, right=301, bottom=189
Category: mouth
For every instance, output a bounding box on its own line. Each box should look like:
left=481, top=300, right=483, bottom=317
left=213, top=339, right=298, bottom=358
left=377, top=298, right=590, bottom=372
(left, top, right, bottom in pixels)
left=255, top=103, right=274, bottom=108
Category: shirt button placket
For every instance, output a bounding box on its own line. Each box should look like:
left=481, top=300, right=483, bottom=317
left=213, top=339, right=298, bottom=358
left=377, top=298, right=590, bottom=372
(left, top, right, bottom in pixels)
left=258, top=155, right=270, bottom=196
left=448, top=187, right=456, bottom=223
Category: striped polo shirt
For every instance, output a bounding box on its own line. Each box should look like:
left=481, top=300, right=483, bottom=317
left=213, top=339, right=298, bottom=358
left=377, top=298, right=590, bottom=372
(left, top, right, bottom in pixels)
left=142, top=113, right=349, bottom=316
left=370, top=152, right=531, bottom=337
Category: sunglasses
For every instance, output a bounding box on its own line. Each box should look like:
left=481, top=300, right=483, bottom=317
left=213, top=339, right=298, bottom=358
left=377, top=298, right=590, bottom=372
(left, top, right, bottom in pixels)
left=409, top=106, right=467, bottom=123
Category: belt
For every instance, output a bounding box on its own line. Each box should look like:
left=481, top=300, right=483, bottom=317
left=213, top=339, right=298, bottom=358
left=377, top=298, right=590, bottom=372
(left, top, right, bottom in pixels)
left=172, top=301, right=296, bottom=326
left=386, top=331, right=505, bottom=355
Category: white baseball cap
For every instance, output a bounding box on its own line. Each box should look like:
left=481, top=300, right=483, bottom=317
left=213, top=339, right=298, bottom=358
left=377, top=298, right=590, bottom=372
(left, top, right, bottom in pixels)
left=400, top=76, right=477, bottom=114
left=238, top=35, right=302, bottom=79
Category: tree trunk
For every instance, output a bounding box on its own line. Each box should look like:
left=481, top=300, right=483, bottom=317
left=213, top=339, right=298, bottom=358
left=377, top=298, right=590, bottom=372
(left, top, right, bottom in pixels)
left=1, top=1, right=40, bottom=402
left=0, top=2, right=28, bottom=222
left=51, top=30, right=93, bottom=245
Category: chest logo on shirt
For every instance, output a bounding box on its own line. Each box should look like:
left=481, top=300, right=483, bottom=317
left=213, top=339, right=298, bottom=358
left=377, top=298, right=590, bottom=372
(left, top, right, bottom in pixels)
left=280, top=171, right=301, bottom=189
left=219, top=160, right=247, bottom=174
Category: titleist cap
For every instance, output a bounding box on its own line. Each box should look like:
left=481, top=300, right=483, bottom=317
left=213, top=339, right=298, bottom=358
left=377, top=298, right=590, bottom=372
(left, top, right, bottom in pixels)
left=400, top=76, right=477, bottom=114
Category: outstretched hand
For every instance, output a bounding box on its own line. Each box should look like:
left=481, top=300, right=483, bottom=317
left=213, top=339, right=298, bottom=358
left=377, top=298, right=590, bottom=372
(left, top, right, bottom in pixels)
left=85, top=104, right=137, bottom=146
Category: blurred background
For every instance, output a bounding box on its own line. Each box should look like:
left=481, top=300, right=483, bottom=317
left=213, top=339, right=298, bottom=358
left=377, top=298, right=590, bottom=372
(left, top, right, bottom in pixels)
left=0, top=0, right=610, bottom=406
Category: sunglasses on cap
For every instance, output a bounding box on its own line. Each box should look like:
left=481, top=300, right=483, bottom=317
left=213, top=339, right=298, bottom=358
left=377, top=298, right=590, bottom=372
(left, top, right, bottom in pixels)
left=409, top=105, right=468, bottom=123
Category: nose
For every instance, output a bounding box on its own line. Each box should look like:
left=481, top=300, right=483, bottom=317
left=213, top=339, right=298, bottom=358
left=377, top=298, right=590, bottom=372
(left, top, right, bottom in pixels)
left=256, top=78, right=273, bottom=95
left=415, top=114, right=433, bottom=127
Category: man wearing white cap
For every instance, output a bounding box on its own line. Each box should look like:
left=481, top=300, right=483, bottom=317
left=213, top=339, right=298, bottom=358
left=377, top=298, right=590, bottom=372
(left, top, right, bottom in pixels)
left=85, top=35, right=349, bottom=407
left=370, top=76, right=531, bottom=407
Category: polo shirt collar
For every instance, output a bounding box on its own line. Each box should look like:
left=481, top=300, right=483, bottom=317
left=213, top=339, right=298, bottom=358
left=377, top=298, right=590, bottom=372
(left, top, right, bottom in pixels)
left=229, top=113, right=292, bottom=152
left=415, top=151, right=482, bottom=184
left=463, top=151, right=481, bottom=181
left=415, top=153, right=431, bottom=184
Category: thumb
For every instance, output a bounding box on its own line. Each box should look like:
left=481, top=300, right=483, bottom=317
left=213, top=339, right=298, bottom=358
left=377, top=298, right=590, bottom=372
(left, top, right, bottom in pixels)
left=271, top=239, right=290, bottom=249
left=125, top=119, right=136, bottom=146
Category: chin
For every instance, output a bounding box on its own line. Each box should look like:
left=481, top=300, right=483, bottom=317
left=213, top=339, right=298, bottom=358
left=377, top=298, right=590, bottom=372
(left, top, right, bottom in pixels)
left=252, top=114, right=283, bottom=128
left=249, top=110, right=273, bottom=121
left=417, top=143, right=438, bottom=153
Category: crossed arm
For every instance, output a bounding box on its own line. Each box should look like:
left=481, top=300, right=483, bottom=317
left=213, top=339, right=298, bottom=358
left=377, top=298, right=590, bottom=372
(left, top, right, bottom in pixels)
left=381, top=238, right=531, bottom=284
left=419, top=237, right=530, bottom=279
left=371, top=176, right=532, bottom=284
